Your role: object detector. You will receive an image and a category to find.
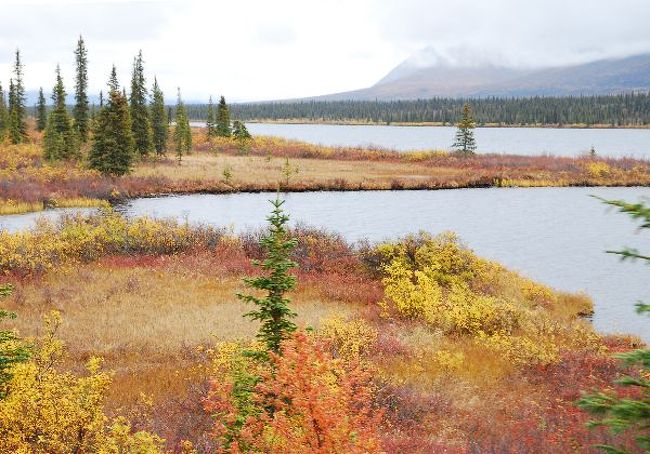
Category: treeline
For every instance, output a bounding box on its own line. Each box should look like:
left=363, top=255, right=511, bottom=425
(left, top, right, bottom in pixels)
left=182, top=94, right=650, bottom=126
left=0, top=38, right=242, bottom=176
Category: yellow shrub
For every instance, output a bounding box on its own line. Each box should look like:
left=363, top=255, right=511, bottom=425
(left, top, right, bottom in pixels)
left=434, top=349, right=465, bottom=372
left=0, top=312, right=164, bottom=453
left=381, top=260, right=443, bottom=323
left=584, top=161, right=612, bottom=178
left=0, top=211, right=222, bottom=275
left=443, top=284, right=521, bottom=336
left=319, top=316, right=378, bottom=360
left=521, top=279, right=558, bottom=307
left=478, top=331, right=560, bottom=365
left=381, top=257, right=522, bottom=335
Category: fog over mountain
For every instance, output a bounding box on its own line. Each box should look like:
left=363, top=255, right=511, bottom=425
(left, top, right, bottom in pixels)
left=304, top=48, right=650, bottom=101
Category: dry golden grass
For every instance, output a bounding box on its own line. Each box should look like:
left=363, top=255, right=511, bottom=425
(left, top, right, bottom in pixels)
left=3, top=252, right=360, bottom=407
left=134, top=152, right=465, bottom=190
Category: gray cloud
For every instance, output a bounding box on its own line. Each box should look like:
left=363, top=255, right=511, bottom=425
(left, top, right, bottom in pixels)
left=0, top=1, right=171, bottom=60
left=254, top=25, right=297, bottom=46
left=1, top=0, right=648, bottom=100
left=375, top=0, right=650, bottom=68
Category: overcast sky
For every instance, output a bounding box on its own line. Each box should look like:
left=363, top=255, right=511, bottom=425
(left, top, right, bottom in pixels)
left=0, top=0, right=649, bottom=102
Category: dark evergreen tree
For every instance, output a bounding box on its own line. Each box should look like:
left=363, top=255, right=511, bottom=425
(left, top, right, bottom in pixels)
left=7, top=79, right=20, bottom=144
left=0, top=83, right=7, bottom=141
left=239, top=197, right=298, bottom=354
left=216, top=95, right=231, bottom=137
left=99, top=90, right=104, bottom=108
left=35, top=87, right=47, bottom=132
left=73, top=35, right=90, bottom=142
left=578, top=199, right=650, bottom=453
left=0, top=284, right=30, bottom=395
left=232, top=120, right=251, bottom=141
left=130, top=50, right=153, bottom=157
left=452, top=103, right=477, bottom=153
left=173, top=88, right=191, bottom=162
left=89, top=66, right=135, bottom=176
left=205, top=95, right=216, bottom=138
left=44, top=65, right=79, bottom=161
left=8, top=50, right=27, bottom=144
left=150, top=77, right=168, bottom=156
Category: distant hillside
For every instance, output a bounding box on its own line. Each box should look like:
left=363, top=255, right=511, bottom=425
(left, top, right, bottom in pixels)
left=310, top=53, right=650, bottom=101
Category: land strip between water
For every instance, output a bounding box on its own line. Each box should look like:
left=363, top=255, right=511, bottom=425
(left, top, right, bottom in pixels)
left=2, top=128, right=650, bottom=215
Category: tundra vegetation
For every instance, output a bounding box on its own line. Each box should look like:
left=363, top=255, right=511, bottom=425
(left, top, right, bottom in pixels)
left=1, top=39, right=650, bottom=214
left=0, top=198, right=647, bottom=452
left=0, top=39, right=648, bottom=453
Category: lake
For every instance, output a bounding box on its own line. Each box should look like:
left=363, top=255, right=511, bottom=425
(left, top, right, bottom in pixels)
left=239, top=123, right=650, bottom=158
left=2, top=187, right=648, bottom=340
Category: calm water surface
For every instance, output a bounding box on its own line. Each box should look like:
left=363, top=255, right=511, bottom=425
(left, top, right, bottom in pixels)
left=239, top=123, right=650, bottom=158
left=2, top=187, right=647, bottom=339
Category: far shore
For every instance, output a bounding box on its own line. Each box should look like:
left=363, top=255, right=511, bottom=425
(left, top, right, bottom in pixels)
left=208, top=118, right=650, bottom=130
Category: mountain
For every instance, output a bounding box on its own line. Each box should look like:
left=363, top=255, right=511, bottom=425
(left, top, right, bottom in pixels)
left=311, top=52, right=650, bottom=101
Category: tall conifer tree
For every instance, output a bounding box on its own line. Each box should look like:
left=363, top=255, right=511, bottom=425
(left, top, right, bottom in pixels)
left=205, top=95, right=216, bottom=138
left=216, top=95, right=231, bottom=137
left=0, top=83, right=7, bottom=140
left=73, top=36, right=90, bottom=142
left=7, top=79, right=20, bottom=144
left=173, top=88, right=191, bottom=162
left=150, top=77, right=168, bottom=156
left=9, top=50, right=27, bottom=143
left=44, top=65, right=79, bottom=160
left=89, top=66, right=135, bottom=175
left=452, top=103, right=477, bottom=154
left=130, top=50, right=153, bottom=157
left=36, top=87, right=47, bottom=132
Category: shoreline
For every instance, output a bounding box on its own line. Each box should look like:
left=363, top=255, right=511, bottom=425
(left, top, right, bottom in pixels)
left=210, top=118, right=650, bottom=130
left=4, top=182, right=650, bottom=218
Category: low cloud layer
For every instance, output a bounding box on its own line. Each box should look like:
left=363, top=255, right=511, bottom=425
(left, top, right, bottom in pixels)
left=0, top=0, right=648, bottom=101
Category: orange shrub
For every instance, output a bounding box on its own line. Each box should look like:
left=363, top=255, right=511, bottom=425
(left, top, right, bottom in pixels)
left=204, top=332, right=383, bottom=453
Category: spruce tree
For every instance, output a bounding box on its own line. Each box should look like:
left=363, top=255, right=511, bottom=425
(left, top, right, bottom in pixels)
left=36, top=87, right=47, bottom=132
left=7, top=80, right=20, bottom=144
left=150, top=77, right=168, bottom=156
left=239, top=197, right=298, bottom=354
left=205, top=95, right=216, bottom=138
left=89, top=66, right=135, bottom=176
left=0, top=83, right=7, bottom=141
left=73, top=35, right=90, bottom=142
left=232, top=120, right=251, bottom=140
left=44, top=65, right=79, bottom=161
left=130, top=50, right=153, bottom=157
left=8, top=50, right=27, bottom=143
left=173, top=88, right=191, bottom=162
left=0, top=284, right=30, bottom=394
left=216, top=95, right=231, bottom=137
left=578, top=199, right=650, bottom=453
left=452, top=103, right=477, bottom=154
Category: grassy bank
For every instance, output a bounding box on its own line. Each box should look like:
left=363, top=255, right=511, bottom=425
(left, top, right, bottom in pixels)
left=0, top=211, right=645, bottom=451
left=1, top=129, right=650, bottom=215
left=241, top=118, right=650, bottom=129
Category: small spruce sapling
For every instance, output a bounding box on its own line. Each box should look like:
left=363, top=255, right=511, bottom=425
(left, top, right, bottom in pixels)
left=238, top=197, right=297, bottom=355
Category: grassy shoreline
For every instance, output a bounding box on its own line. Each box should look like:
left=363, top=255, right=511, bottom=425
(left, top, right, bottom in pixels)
left=1, top=212, right=644, bottom=451
left=238, top=118, right=650, bottom=129
left=2, top=130, right=650, bottom=216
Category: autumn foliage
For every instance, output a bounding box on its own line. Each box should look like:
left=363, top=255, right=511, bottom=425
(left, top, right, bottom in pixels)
left=204, top=332, right=383, bottom=453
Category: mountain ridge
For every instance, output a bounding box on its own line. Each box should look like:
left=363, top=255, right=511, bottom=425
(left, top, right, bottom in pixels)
left=302, top=53, right=650, bottom=101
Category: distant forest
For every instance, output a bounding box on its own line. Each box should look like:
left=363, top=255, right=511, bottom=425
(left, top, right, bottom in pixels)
left=184, top=93, right=650, bottom=126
